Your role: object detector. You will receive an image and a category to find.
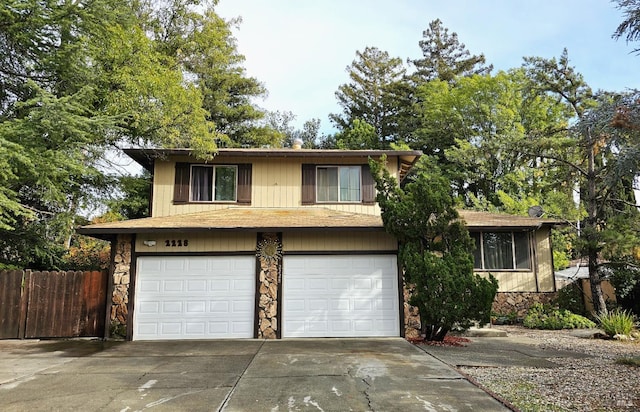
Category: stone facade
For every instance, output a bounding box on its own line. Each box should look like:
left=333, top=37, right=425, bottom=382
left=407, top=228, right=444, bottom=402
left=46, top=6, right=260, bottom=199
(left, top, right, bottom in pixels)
left=492, top=292, right=558, bottom=318
left=110, top=234, right=132, bottom=338
left=256, top=233, right=282, bottom=339
left=403, top=283, right=421, bottom=339
left=404, top=287, right=559, bottom=337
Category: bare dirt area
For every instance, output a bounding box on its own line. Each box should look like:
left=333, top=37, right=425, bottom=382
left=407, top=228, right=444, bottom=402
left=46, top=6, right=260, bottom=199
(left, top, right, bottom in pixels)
left=459, top=325, right=640, bottom=412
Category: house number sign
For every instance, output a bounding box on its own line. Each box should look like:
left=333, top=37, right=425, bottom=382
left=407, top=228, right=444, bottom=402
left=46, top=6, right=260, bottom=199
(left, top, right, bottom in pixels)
left=164, top=239, right=189, bottom=247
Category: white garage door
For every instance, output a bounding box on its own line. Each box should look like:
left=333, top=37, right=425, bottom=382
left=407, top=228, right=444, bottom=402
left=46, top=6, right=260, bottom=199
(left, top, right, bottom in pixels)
left=283, top=255, right=399, bottom=338
left=134, top=256, right=255, bottom=340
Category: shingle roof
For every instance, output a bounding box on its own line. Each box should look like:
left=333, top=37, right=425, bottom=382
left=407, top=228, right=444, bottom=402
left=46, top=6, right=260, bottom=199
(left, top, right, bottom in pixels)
left=77, top=208, right=386, bottom=238
left=458, top=210, right=561, bottom=229
left=78, top=208, right=560, bottom=240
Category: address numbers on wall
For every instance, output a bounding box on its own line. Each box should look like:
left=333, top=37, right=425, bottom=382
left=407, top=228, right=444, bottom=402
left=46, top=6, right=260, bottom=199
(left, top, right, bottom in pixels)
left=164, top=239, right=189, bottom=247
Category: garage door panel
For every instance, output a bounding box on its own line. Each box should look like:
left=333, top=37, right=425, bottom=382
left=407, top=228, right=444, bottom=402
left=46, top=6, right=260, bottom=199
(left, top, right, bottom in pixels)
left=134, top=256, right=255, bottom=340
left=283, top=255, right=399, bottom=338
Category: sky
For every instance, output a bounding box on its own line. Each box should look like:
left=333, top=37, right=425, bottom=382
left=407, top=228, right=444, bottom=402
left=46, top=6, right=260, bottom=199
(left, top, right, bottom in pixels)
left=215, top=0, right=639, bottom=134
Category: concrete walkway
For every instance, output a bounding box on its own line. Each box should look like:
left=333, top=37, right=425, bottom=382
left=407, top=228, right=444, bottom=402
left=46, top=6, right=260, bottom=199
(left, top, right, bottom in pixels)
left=0, top=338, right=508, bottom=411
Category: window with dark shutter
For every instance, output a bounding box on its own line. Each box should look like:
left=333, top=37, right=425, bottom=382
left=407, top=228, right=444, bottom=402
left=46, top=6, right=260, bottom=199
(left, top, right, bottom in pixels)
left=237, top=163, right=252, bottom=204
left=361, top=163, right=375, bottom=204
left=173, top=162, right=190, bottom=203
left=301, top=164, right=316, bottom=204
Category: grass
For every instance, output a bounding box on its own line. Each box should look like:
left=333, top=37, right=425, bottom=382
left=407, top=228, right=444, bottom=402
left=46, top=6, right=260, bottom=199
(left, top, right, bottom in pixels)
left=615, top=356, right=640, bottom=367
left=596, top=309, right=636, bottom=336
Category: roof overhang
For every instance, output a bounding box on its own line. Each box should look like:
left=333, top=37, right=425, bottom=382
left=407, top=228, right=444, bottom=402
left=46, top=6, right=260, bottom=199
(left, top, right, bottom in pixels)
left=458, top=210, right=563, bottom=230
left=123, top=148, right=422, bottom=174
left=78, top=208, right=387, bottom=240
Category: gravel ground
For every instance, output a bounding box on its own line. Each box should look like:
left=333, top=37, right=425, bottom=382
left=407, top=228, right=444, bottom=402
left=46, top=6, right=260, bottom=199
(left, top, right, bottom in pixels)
left=458, top=326, right=640, bottom=412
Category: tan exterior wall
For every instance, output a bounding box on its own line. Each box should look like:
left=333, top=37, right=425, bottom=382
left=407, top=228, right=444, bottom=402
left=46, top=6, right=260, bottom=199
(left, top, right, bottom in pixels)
left=134, top=232, right=257, bottom=253
left=476, top=228, right=556, bottom=293
left=151, top=155, right=401, bottom=217
left=283, top=231, right=397, bottom=252
left=535, top=228, right=555, bottom=292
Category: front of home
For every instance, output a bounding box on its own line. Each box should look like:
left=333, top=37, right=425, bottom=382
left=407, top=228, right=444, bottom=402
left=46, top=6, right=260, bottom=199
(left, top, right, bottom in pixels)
left=79, top=148, right=558, bottom=341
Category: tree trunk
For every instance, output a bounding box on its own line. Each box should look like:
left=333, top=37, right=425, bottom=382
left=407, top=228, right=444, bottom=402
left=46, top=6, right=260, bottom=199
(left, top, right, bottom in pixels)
left=586, top=135, right=607, bottom=315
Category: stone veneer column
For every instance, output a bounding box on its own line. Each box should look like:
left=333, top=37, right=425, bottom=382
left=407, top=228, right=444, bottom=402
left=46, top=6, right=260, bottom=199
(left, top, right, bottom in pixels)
left=256, top=233, right=282, bottom=339
left=403, top=282, right=421, bottom=339
left=110, top=234, right=132, bottom=338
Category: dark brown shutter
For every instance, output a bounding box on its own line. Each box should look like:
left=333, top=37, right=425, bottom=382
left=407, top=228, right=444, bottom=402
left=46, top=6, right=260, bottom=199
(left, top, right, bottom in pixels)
left=301, top=164, right=316, bottom=205
left=362, top=164, right=376, bottom=204
left=173, top=162, right=190, bottom=203
left=237, top=163, right=252, bottom=204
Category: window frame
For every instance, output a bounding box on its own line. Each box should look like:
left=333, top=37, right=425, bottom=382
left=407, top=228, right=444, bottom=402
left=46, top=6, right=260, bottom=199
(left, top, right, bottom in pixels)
left=315, top=165, right=362, bottom=203
left=472, top=230, right=532, bottom=271
left=189, top=164, right=238, bottom=203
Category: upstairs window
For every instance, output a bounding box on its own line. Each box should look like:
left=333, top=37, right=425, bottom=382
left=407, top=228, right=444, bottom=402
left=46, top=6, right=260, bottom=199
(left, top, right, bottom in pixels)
left=190, top=165, right=237, bottom=202
left=302, top=164, right=374, bottom=205
left=471, top=231, right=531, bottom=270
left=174, top=163, right=251, bottom=204
left=316, top=166, right=361, bottom=202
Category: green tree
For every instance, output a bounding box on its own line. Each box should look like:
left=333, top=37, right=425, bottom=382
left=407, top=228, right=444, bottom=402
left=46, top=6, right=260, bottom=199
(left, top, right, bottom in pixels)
left=335, top=119, right=378, bottom=149
left=523, top=51, right=640, bottom=314
left=370, top=157, right=498, bottom=341
left=330, top=47, right=407, bottom=148
left=410, top=19, right=492, bottom=83
left=0, top=0, right=237, bottom=268
left=613, top=0, right=640, bottom=53
left=139, top=0, right=272, bottom=147
left=107, top=172, right=152, bottom=219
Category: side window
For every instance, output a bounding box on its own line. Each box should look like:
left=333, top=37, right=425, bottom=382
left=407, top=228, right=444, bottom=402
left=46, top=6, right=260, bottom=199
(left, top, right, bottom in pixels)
left=472, top=231, right=531, bottom=270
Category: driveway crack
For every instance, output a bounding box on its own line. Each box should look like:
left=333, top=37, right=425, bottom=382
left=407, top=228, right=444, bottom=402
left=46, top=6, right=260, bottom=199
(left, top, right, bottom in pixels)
left=361, top=377, right=375, bottom=412
left=217, top=340, right=266, bottom=412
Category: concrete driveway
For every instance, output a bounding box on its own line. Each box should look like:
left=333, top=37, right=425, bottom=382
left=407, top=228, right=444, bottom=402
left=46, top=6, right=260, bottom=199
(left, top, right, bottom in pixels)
left=0, top=338, right=508, bottom=411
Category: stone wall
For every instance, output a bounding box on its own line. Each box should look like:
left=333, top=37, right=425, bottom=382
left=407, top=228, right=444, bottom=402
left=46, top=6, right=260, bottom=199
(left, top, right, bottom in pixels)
left=256, top=233, right=282, bottom=339
left=404, top=287, right=559, bottom=337
left=492, top=292, right=558, bottom=318
left=110, top=234, right=132, bottom=338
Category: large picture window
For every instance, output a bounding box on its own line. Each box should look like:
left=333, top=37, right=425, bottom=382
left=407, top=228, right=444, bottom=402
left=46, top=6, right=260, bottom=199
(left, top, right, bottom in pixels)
left=471, top=231, right=531, bottom=270
left=316, top=166, right=361, bottom=202
left=190, top=165, right=237, bottom=202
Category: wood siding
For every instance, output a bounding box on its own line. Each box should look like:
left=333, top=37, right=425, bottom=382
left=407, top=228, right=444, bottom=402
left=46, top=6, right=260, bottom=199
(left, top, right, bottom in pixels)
left=151, top=156, right=398, bottom=217
left=535, top=228, right=556, bottom=292
left=283, top=231, right=397, bottom=252
left=476, top=228, right=556, bottom=293
left=135, top=232, right=257, bottom=253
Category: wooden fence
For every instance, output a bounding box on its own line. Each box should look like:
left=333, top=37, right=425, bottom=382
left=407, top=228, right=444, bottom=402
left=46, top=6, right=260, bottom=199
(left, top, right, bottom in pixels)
left=0, top=270, right=108, bottom=339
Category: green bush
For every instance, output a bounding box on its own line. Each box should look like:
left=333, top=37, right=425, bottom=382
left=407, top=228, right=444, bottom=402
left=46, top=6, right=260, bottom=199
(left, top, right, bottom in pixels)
left=596, top=309, right=636, bottom=336
left=554, top=283, right=587, bottom=316
left=523, top=303, right=596, bottom=330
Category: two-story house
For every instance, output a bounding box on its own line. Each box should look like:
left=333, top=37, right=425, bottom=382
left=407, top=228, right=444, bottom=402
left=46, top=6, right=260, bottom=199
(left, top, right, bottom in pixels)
left=79, top=148, right=558, bottom=341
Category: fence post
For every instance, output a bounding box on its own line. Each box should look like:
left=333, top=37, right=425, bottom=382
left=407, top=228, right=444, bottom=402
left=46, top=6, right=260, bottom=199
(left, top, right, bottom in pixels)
left=18, top=270, right=30, bottom=339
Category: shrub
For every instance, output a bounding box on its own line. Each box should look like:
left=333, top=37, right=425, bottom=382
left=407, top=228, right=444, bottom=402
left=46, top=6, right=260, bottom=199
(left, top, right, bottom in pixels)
left=615, top=357, right=640, bottom=367
left=554, top=283, right=587, bottom=316
left=523, top=303, right=596, bottom=330
left=596, top=309, right=636, bottom=336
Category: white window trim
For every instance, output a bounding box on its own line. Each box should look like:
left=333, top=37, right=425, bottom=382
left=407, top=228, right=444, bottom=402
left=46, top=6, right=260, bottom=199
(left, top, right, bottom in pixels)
left=315, top=165, right=362, bottom=203
left=189, top=164, right=238, bottom=203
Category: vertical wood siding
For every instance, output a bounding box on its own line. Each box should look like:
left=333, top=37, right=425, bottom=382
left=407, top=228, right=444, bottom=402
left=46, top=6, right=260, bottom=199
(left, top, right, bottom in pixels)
left=283, top=231, right=397, bottom=252
left=135, top=232, right=257, bottom=253
left=152, top=156, right=398, bottom=217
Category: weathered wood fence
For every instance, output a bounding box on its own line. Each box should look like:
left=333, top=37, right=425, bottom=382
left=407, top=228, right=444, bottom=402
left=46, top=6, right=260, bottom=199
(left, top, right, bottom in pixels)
left=0, top=270, right=108, bottom=339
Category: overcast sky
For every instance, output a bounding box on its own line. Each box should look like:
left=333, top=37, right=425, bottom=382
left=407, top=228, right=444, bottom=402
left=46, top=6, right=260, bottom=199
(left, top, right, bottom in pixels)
left=215, top=0, right=639, bottom=134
